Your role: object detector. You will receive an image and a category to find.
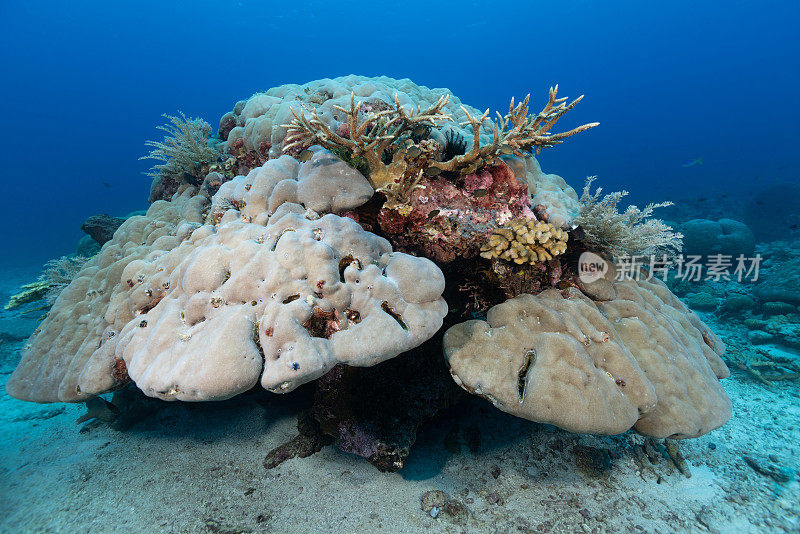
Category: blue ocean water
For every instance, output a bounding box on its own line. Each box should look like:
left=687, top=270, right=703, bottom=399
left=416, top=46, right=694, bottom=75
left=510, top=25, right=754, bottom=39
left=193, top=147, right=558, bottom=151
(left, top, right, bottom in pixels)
left=2, top=2, right=800, bottom=532
left=1, top=0, right=797, bottom=270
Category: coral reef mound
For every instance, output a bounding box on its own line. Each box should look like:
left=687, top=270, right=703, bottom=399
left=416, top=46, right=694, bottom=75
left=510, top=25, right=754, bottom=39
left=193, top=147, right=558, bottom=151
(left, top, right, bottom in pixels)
left=681, top=218, right=756, bottom=258
left=8, top=75, right=729, bottom=456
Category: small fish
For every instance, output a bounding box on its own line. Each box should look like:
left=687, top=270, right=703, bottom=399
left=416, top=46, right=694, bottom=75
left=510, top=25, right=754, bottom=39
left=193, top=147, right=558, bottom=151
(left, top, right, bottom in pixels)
left=76, top=397, right=120, bottom=424
left=406, top=146, right=422, bottom=158
left=697, top=197, right=707, bottom=202
left=680, top=156, right=703, bottom=168
left=412, top=125, right=428, bottom=136
left=790, top=224, right=799, bottom=230
left=424, top=166, right=442, bottom=176
left=102, top=181, right=110, bottom=188
left=473, top=189, right=488, bottom=197
left=298, top=149, right=314, bottom=162
left=500, top=144, right=515, bottom=155
left=427, top=209, right=440, bottom=219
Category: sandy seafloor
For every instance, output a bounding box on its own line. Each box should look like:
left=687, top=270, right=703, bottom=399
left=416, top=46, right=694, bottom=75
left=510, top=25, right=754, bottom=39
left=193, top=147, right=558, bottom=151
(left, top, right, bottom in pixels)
left=1, top=269, right=798, bottom=534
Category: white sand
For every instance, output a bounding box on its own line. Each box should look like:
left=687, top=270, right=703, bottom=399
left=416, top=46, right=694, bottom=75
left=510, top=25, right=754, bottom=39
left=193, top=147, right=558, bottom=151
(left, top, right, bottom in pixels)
left=1, top=283, right=798, bottom=533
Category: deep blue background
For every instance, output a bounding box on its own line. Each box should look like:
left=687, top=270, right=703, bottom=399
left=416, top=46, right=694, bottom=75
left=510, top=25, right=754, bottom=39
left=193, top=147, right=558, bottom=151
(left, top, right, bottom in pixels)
left=1, top=0, right=798, bottom=270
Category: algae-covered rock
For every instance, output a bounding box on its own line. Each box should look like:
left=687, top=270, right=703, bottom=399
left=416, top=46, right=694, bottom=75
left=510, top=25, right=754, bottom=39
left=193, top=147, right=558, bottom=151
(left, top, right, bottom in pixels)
left=687, top=292, right=718, bottom=311
left=719, top=294, right=755, bottom=315
left=743, top=317, right=768, bottom=331
left=681, top=218, right=756, bottom=258
left=81, top=214, right=126, bottom=246
left=753, top=262, right=800, bottom=306
left=762, top=301, right=797, bottom=316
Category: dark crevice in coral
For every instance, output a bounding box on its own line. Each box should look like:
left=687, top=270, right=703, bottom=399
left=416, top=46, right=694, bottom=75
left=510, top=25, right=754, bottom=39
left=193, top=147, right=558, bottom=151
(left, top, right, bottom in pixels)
left=338, top=255, right=360, bottom=283
left=380, top=301, right=407, bottom=331
left=252, top=321, right=266, bottom=364
left=282, top=294, right=300, bottom=304
left=139, top=292, right=166, bottom=314
left=112, top=358, right=130, bottom=386
left=517, top=350, right=535, bottom=403
left=301, top=307, right=340, bottom=339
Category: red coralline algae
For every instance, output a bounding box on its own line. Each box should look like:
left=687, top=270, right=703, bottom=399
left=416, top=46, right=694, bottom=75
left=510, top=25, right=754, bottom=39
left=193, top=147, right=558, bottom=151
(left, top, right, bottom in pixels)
left=377, top=162, right=536, bottom=262
left=112, top=357, right=130, bottom=385
left=228, top=137, right=270, bottom=171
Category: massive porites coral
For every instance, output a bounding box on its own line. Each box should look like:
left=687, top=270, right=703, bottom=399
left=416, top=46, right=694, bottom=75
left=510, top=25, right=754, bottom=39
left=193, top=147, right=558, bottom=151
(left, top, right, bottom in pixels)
left=7, top=191, right=207, bottom=402
left=7, top=152, right=446, bottom=403
left=8, top=76, right=731, bottom=468
left=114, top=204, right=446, bottom=400
left=444, top=274, right=730, bottom=439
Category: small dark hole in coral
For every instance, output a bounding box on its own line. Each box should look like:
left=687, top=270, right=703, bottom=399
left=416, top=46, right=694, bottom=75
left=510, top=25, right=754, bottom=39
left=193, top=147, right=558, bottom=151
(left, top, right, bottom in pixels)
left=517, top=350, right=536, bottom=403
left=302, top=307, right=340, bottom=339
left=338, top=255, right=361, bottom=283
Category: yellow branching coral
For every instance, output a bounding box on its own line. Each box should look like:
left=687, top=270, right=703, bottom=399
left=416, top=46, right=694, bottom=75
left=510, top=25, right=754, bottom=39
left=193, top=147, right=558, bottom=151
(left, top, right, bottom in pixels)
left=480, top=218, right=569, bottom=264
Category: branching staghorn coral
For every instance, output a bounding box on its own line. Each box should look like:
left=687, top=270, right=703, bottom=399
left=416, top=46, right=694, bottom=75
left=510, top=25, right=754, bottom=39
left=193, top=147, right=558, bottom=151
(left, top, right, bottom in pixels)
left=576, top=177, right=683, bottom=259
left=480, top=218, right=569, bottom=264
left=283, top=87, right=597, bottom=190
left=283, top=93, right=452, bottom=189
left=140, top=112, right=222, bottom=191
left=430, top=86, right=599, bottom=174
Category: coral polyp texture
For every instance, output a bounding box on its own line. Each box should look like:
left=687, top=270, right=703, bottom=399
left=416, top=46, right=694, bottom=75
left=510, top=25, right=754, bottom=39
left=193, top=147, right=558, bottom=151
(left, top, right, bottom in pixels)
left=8, top=75, right=730, bottom=462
